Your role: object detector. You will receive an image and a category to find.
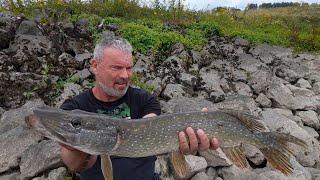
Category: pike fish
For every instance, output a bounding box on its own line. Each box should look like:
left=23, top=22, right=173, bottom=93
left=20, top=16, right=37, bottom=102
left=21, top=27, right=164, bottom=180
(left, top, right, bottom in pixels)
left=26, top=106, right=306, bottom=179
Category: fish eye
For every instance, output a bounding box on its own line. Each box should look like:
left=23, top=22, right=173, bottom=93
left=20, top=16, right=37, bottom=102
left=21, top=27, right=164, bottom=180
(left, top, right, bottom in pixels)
left=71, top=119, right=81, bottom=128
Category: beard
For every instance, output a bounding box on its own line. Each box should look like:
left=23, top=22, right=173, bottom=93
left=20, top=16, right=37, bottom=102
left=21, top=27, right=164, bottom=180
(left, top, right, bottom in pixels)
left=98, top=80, right=129, bottom=97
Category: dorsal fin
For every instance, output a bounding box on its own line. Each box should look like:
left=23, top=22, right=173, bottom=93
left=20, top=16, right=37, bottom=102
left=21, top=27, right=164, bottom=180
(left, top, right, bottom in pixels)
left=221, top=109, right=266, bottom=133
left=221, top=145, right=248, bottom=169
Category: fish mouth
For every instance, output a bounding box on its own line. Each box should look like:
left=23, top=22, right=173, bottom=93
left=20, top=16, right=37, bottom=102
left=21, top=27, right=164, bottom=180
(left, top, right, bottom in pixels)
left=25, top=114, right=67, bottom=143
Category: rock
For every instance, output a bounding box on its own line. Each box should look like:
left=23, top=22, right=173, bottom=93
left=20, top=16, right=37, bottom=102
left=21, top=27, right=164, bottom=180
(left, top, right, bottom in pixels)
left=199, top=68, right=224, bottom=93
left=286, top=84, right=315, bottom=97
left=0, top=99, right=45, bottom=134
left=255, top=93, right=272, bottom=108
left=296, top=78, right=312, bottom=89
left=48, top=167, right=67, bottom=180
left=218, top=165, right=258, bottom=180
left=261, top=109, right=320, bottom=167
left=306, top=167, right=320, bottom=180
left=233, top=82, right=253, bottom=96
left=206, top=167, right=217, bottom=177
left=215, top=95, right=261, bottom=116
left=54, top=83, right=82, bottom=107
left=266, top=81, right=319, bottom=110
left=184, top=155, right=207, bottom=179
left=162, top=84, right=187, bottom=99
left=75, top=52, right=92, bottom=68
left=0, top=14, right=16, bottom=50
left=249, top=44, right=293, bottom=63
left=234, top=37, right=249, bottom=47
left=296, top=110, right=320, bottom=130
left=0, top=126, right=42, bottom=173
left=162, top=97, right=217, bottom=114
left=179, top=72, right=197, bottom=88
left=191, top=171, right=212, bottom=180
left=10, top=34, right=51, bottom=56
left=146, top=77, right=163, bottom=96
left=0, top=107, right=4, bottom=118
left=209, top=91, right=225, bottom=103
left=302, top=126, right=319, bottom=139
left=155, top=155, right=170, bottom=177
left=244, top=144, right=265, bottom=166
left=20, top=140, right=63, bottom=180
left=71, top=69, right=91, bottom=81
left=199, top=149, right=232, bottom=167
left=16, top=20, right=43, bottom=36
left=313, top=82, right=320, bottom=95
left=0, top=172, right=20, bottom=180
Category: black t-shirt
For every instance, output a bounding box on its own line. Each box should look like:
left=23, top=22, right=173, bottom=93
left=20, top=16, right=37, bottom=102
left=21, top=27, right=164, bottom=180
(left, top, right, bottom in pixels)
left=60, top=87, right=161, bottom=180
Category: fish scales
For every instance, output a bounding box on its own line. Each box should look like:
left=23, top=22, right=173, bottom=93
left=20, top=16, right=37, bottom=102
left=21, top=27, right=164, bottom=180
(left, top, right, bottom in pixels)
left=26, top=107, right=307, bottom=176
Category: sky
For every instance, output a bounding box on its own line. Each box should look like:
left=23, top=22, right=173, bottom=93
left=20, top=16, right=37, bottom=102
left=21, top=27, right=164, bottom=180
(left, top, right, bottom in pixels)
left=184, top=0, right=320, bottom=10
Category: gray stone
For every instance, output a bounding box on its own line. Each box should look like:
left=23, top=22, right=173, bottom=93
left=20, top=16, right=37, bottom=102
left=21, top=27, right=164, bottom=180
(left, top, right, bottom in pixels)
left=266, top=81, right=320, bottom=110
left=206, top=167, right=217, bottom=178
left=10, top=34, right=52, bottom=56
left=302, top=126, right=319, bottom=139
left=162, top=84, right=187, bottom=99
left=75, top=52, right=92, bottom=63
left=146, top=77, right=163, bottom=96
left=215, top=95, right=261, bottom=116
left=199, top=149, right=232, bottom=167
left=244, top=144, right=265, bottom=166
left=0, top=99, right=45, bottom=134
left=296, top=110, right=320, bottom=130
left=306, top=167, right=320, bottom=180
left=191, top=171, right=212, bottom=180
left=54, top=83, right=82, bottom=107
left=296, top=78, right=312, bottom=89
left=234, top=37, right=249, bottom=47
left=0, top=126, right=42, bottom=173
left=179, top=72, right=197, bottom=88
left=218, top=165, right=258, bottom=180
left=199, top=68, right=224, bottom=93
left=233, top=82, right=253, bottom=96
left=20, top=140, right=63, bottom=180
left=155, top=155, right=170, bottom=178
left=286, top=84, right=315, bottom=97
left=48, top=167, right=67, bottom=180
left=185, top=155, right=207, bottom=179
left=71, top=69, right=91, bottom=81
left=16, top=20, right=43, bottom=36
left=0, top=172, right=20, bottom=180
left=261, top=109, right=320, bottom=167
left=313, top=82, right=320, bottom=95
left=255, top=93, right=272, bottom=108
left=209, top=91, right=225, bottom=103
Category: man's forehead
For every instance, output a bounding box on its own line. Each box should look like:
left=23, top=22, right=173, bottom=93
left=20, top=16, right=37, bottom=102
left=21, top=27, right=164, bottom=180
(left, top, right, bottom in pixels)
left=103, top=47, right=132, bottom=61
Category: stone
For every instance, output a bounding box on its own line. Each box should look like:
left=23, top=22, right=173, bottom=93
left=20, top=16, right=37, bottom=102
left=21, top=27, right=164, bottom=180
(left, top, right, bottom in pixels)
left=199, top=68, right=224, bottom=93
left=244, top=144, right=265, bottom=166
left=16, top=20, right=43, bottom=36
left=209, top=91, right=225, bottom=103
left=48, top=167, right=67, bottom=180
left=191, top=171, right=212, bottom=180
left=296, top=78, right=312, bottom=89
left=233, top=82, right=253, bottom=96
left=234, top=37, right=249, bottom=47
left=296, top=110, right=320, bottom=130
left=54, top=83, right=82, bottom=107
left=185, top=155, right=208, bottom=179
left=255, top=93, right=272, bottom=108
left=199, top=149, right=232, bottom=167
left=20, top=140, right=63, bottom=180
left=71, top=69, right=91, bottom=81
left=302, top=126, right=319, bottom=139
left=162, top=84, right=187, bottom=99
left=218, top=165, right=258, bottom=180
left=0, top=172, right=20, bottom=180
left=313, top=82, right=320, bottom=95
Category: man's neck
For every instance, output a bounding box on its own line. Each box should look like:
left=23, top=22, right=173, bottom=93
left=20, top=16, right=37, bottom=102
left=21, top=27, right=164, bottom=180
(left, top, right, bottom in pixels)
left=92, top=86, right=121, bottom=102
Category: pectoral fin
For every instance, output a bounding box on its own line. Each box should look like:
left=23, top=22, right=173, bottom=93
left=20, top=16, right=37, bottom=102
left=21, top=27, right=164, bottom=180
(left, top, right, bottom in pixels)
left=221, top=145, right=248, bottom=169
left=169, top=151, right=188, bottom=179
left=101, top=154, right=113, bottom=180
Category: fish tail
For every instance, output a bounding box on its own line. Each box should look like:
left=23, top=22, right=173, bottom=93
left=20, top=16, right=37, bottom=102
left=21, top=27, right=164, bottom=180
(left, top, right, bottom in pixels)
left=259, top=132, right=307, bottom=175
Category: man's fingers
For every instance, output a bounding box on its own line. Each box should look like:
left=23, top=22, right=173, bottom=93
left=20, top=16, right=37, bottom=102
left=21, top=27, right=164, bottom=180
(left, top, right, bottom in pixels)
left=197, top=129, right=210, bottom=151
left=186, top=127, right=198, bottom=154
left=179, top=131, right=190, bottom=154
left=210, top=138, right=220, bottom=150
left=201, top=107, right=208, bottom=112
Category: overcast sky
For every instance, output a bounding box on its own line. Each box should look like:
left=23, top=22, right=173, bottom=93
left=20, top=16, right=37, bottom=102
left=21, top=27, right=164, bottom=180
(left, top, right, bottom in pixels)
left=184, top=0, right=320, bottom=10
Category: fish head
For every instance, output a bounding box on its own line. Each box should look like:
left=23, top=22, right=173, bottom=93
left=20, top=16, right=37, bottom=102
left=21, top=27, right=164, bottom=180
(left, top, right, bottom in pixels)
left=26, top=106, right=119, bottom=155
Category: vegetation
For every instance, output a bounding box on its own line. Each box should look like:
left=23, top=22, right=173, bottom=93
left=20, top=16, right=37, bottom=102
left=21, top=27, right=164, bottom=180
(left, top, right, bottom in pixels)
left=1, top=0, right=319, bottom=55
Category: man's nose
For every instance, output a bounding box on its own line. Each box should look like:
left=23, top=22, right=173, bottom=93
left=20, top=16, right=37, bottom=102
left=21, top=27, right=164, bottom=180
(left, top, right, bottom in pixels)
left=119, top=68, right=129, bottom=79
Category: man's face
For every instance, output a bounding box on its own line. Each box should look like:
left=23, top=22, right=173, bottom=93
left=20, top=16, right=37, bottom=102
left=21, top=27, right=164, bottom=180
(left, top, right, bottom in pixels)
left=91, top=47, right=133, bottom=97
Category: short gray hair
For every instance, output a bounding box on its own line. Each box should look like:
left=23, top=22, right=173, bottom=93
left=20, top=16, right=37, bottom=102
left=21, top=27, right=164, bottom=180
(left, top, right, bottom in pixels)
left=93, top=33, right=133, bottom=62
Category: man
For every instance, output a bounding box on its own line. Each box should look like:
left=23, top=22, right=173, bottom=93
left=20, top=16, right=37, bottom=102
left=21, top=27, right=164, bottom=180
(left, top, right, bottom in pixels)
left=60, top=34, right=219, bottom=180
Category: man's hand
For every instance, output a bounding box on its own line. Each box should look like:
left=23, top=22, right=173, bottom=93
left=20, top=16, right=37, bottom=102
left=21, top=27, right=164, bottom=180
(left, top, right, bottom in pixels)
left=178, top=108, right=220, bottom=155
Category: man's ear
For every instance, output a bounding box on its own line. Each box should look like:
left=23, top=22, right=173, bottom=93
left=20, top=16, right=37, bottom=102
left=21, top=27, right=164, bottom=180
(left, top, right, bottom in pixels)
left=90, top=59, right=98, bottom=74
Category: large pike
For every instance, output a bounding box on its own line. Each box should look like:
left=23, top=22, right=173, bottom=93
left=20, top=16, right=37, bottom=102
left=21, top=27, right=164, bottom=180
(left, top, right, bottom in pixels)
left=26, top=107, right=306, bottom=179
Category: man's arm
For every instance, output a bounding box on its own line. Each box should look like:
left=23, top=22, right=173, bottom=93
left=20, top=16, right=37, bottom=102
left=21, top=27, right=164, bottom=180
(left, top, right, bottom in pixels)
left=60, top=144, right=97, bottom=172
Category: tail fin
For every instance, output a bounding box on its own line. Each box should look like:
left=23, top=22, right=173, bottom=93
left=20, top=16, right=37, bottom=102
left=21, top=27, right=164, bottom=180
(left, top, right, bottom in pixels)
left=259, top=132, right=307, bottom=175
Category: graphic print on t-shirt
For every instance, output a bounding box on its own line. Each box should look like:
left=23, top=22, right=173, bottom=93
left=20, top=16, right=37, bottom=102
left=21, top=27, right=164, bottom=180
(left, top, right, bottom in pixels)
left=97, top=103, right=131, bottom=119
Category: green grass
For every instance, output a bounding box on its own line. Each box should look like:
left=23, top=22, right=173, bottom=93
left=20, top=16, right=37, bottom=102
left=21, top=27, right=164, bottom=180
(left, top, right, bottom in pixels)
left=1, top=0, right=319, bottom=55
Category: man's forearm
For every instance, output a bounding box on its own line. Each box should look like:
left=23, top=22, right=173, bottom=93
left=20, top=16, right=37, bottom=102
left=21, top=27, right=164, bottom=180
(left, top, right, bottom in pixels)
left=60, top=145, right=97, bottom=172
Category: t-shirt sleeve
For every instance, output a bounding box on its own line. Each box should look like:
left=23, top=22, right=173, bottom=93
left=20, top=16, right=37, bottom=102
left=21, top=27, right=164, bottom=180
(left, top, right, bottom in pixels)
left=141, top=94, right=161, bottom=117
left=60, top=98, right=79, bottom=110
